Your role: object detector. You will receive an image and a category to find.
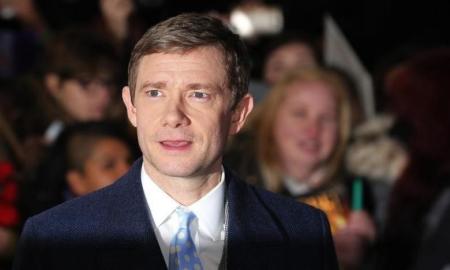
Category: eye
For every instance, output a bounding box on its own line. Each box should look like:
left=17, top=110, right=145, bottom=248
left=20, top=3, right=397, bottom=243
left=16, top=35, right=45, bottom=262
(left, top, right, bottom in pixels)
left=146, top=89, right=162, bottom=97
left=190, top=91, right=210, bottom=100
left=292, top=109, right=307, bottom=118
left=103, top=159, right=116, bottom=170
left=321, top=114, right=337, bottom=124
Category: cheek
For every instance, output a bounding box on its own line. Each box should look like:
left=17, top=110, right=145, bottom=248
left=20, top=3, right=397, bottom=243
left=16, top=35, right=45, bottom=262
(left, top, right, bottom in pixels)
left=93, top=93, right=112, bottom=109
left=320, top=125, right=338, bottom=156
left=274, top=112, right=299, bottom=140
left=61, top=85, right=88, bottom=104
left=136, top=110, right=156, bottom=137
left=273, top=120, right=297, bottom=153
left=60, top=90, right=91, bottom=118
left=203, top=115, right=229, bottom=148
left=86, top=168, right=116, bottom=189
left=275, top=124, right=295, bottom=143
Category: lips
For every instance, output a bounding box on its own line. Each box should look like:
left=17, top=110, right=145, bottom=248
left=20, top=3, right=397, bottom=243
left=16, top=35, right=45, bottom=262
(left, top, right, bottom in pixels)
left=297, top=139, right=319, bottom=154
left=159, top=140, right=192, bottom=150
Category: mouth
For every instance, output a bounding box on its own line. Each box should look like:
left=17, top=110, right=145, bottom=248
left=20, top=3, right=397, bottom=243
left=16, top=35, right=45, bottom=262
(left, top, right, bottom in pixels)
left=159, top=140, right=192, bottom=151
left=298, top=140, right=319, bottom=154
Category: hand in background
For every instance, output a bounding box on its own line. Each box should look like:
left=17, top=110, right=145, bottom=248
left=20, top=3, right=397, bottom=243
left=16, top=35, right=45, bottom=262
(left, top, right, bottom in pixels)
left=0, top=227, right=15, bottom=257
left=334, top=211, right=376, bottom=270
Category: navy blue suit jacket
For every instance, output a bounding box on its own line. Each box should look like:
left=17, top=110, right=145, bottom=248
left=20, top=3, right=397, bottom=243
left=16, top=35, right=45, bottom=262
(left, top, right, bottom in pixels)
left=13, top=159, right=338, bottom=269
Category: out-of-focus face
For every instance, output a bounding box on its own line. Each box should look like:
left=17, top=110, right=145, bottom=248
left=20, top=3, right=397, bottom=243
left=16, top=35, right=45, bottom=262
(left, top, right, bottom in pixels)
left=55, top=78, right=113, bottom=121
left=273, top=80, right=338, bottom=180
left=68, top=137, right=131, bottom=196
left=264, top=42, right=317, bottom=86
left=122, top=46, right=252, bottom=183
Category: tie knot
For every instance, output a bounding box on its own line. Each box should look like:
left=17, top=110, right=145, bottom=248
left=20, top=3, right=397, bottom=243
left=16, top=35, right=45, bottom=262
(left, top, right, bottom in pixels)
left=176, top=208, right=196, bottom=229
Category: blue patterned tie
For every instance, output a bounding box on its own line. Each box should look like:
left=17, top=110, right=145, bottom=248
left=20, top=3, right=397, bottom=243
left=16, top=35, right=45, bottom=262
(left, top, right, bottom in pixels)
left=169, top=209, right=204, bottom=270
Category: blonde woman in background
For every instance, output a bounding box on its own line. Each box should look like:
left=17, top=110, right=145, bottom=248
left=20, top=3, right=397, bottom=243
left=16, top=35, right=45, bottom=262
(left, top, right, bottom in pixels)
left=225, top=67, right=376, bottom=270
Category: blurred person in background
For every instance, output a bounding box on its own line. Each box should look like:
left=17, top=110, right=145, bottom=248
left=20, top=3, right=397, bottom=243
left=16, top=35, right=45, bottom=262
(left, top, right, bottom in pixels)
left=14, top=28, right=129, bottom=223
left=0, top=79, right=42, bottom=169
left=263, top=33, right=320, bottom=86
left=0, top=0, right=46, bottom=79
left=0, top=82, right=24, bottom=269
left=374, top=48, right=450, bottom=270
left=95, top=0, right=148, bottom=85
left=64, top=122, right=133, bottom=197
left=249, top=33, right=321, bottom=103
left=34, top=28, right=121, bottom=145
left=97, top=0, right=146, bottom=51
left=225, top=67, right=376, bottom=270
left=19, top=121, right=134, bottom=220
left=344, top=43, right=444, bottom=231
left=0, top=139, right=19, bottom=270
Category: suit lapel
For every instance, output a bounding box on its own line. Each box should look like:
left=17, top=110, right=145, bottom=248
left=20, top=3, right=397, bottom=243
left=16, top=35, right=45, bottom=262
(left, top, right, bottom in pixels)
left=225, top=168, right=288, bottom=269
left=96, top=158, right=167, bottom=269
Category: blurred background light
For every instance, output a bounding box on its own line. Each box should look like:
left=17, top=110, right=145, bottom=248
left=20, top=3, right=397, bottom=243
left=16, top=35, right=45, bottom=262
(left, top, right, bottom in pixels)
left=230, top=4, right=283, bottom=39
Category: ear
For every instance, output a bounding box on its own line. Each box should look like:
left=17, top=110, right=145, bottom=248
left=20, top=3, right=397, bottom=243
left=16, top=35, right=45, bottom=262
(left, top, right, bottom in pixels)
left=45, top=73, right=62, bottom=98
left=122, top=86, right=137, bottom=127
left=66, top=170, right=88, bottom=197
left=229, top=93, right=254, bottom=135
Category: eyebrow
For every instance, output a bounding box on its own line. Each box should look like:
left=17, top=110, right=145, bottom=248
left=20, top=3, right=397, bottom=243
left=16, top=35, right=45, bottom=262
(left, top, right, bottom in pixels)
left=139, top=81, right=220, bottom=91
left=186, top=83, right=216, bottom=90
left=139, top=81, right=167, bottom=91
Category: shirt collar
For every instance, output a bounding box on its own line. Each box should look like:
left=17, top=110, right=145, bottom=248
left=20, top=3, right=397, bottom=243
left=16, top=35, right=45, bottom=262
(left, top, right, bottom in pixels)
left=141, top=165, right=225, bottom=241
left=141, top=166, right=179, bottom=227
left=189, top=170, right=225, bottom=241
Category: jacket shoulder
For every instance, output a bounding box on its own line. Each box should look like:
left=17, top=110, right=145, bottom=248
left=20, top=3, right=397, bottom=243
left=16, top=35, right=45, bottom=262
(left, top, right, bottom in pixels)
left=225, top=169, right=339, bottom=269
left=253, top=183, right=329, bottom=226
left=23, top=160, right=144, bottom=239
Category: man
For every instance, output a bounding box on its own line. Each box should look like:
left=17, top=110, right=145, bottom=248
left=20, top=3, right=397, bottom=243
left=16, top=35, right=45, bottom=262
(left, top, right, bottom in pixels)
left=13, top=13, right=338, bottom=270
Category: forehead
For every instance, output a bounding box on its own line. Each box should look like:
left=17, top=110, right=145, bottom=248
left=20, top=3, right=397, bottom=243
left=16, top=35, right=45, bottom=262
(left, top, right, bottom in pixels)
left=88, top=138, right=128, bottom=156
left=135, top=46, right=227, bottom=88
left=283, top=80, right=337, bottom=105
left=271, top=43, right=310, bottom=58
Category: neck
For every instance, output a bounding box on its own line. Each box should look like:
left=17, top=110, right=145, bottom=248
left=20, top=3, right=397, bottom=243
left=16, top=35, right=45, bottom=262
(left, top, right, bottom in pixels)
left=144, top=164, right=222, bottom=206
left=283, top=163, right=326, bottom=188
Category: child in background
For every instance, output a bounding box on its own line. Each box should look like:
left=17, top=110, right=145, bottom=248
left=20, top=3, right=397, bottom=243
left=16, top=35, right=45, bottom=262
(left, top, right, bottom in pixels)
left=36, top=28, right=121, bottom=144
left=225, top=67, right=376, bottom=270
left=63, top=123, right=133, bottom=197
left=19, top=122, right=134, bottom=220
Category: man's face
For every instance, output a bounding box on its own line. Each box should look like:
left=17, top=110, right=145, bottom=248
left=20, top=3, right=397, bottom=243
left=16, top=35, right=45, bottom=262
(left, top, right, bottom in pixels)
left=122, top=46, right=252, bottom=181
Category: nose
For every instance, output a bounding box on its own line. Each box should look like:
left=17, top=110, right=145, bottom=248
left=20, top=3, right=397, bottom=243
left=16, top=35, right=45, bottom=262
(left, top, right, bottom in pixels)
left=303, top=118, right=321, bottom=139
left=162, top=96, right=190, bottom=128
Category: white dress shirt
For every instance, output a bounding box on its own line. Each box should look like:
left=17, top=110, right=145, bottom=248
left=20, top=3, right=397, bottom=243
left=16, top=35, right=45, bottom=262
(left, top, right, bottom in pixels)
left=141, top=166, right=226, bottom=269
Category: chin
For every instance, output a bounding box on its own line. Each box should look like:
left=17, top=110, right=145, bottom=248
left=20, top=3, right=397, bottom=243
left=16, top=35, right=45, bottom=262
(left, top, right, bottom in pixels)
left=154, top=164, right=200, bottom=178
left=296, top=157, right=320, bottom=169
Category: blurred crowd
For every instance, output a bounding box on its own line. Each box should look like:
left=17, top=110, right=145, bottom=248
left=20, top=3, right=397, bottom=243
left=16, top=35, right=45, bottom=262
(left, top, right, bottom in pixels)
left=1, top=0, right=450, bottom=269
